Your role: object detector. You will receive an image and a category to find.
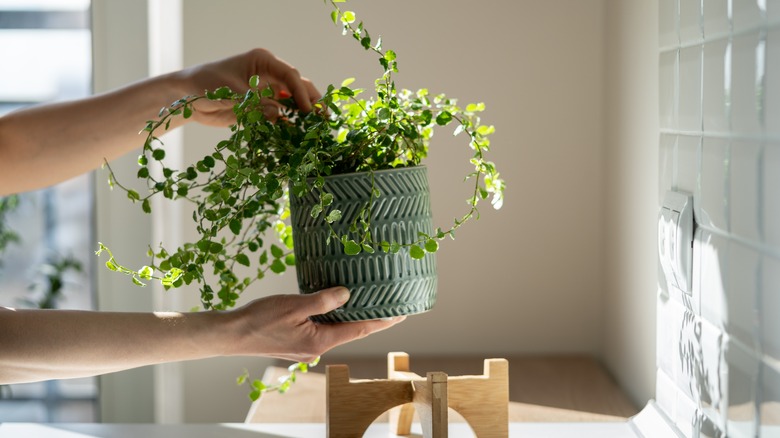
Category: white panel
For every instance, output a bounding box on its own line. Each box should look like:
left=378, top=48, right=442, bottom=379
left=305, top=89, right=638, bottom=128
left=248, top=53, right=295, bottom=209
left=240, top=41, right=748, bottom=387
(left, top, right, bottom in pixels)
left=700, top=137, right=730, bottom=231
left=729, top=141, right=762, bottom=243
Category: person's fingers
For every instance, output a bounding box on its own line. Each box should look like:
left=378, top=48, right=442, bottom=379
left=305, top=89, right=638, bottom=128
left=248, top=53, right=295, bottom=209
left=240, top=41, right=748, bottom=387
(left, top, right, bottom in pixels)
left=317, top=317, right=407, bottom=350
left=260, top=53, right=314, bottom=113
left=292, top=287, right=351, bottom=318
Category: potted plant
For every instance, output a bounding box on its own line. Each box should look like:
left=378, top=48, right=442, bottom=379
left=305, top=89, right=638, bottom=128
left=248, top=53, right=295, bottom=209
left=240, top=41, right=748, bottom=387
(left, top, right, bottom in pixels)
left=98, top=0, right=504, bottom=397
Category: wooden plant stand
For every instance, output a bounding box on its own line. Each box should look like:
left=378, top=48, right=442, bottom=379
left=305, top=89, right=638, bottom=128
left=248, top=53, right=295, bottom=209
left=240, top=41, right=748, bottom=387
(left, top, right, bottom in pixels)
left=325, top=352, right=509, bottom=438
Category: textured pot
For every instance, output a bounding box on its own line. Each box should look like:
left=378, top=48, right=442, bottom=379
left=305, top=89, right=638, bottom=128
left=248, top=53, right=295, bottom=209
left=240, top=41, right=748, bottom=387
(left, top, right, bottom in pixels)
left=289, top=166, right=437, bottom=322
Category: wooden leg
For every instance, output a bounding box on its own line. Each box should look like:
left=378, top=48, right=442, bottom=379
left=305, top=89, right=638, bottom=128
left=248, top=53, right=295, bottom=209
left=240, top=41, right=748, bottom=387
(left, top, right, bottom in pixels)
left=413, top=372, right=448, bottom=438
left=388, top=352, right=415, bottom=435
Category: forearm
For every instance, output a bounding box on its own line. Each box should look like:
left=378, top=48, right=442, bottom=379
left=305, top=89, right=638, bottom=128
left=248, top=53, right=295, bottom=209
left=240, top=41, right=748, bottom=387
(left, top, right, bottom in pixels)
left=0, top=306, right=238, bottom=384
left=0, top=72, right=190, bottom=196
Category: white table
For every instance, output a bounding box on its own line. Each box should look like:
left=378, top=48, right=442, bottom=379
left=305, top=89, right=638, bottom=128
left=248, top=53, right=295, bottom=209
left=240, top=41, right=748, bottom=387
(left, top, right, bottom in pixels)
left=0, top=403, right=679, bottom=437
left=0, top=422, right=636, bottom=438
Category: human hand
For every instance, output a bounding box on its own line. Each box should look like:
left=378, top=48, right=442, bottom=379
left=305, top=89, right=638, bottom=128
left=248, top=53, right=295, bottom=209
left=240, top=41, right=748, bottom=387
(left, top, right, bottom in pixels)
left=228, top=287, right=405, bottom=362
left=175, top=48, right=321, bottom=127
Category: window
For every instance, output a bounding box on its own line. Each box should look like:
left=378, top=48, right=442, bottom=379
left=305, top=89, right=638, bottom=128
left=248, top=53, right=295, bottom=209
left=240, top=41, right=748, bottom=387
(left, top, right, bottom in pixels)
left=0, top=0, right=97, bottom=422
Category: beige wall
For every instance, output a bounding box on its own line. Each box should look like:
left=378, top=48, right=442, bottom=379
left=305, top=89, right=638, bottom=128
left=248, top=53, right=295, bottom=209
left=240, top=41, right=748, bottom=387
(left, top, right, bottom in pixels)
left=173, top=0, right=609, bottom=421
left=602, top=1, right=659, bottom=407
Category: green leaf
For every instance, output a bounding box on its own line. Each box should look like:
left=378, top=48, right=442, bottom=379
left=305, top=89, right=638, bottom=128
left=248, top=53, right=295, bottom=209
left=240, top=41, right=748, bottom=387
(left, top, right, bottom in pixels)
left=270, top=259, right=286, bottom=274
left=390, top=242, right=402, bottom=254
left=341, top=10, right=356, bottom=24
left=229, top=219, right=242, bottom=235
left=310, top=204, right=323, bottom=218
left=330, top=10, right=338, bottom=24
left=285, top=254, right=296, bottom=266
left=425, top=239, right=439, bottom=253
left=235, top=253, right=250, bottom=267
left=321, top=193, right=334, bottom=206
left=127, top=190, right=140, bottom=202
left=341, top=77, right=355, bottom=87
left=249, top=75, right=260, bottom=89
left=209, top=242, right=223, bottom=254
left=410, top=245, right=425, bottom=259
left=435, top=111, right=453, bottom=126
left=362, top=243, right=375, bottom=254
left=270, top=244, right=284, bottom=259
left=344, top=240, right=362, bottom=255
left=152, top=149, right=166, bottom=160
left=138, top=265, right=154, bottom=280
left=326, top=209, right=342, bottom=223
left=384, top=50, right=396, bottom=61
left=105, top=259, right=119, bottom=271
left=132, top=277, right=146, bottom=287
left=142, top=199, right=151, bottom=214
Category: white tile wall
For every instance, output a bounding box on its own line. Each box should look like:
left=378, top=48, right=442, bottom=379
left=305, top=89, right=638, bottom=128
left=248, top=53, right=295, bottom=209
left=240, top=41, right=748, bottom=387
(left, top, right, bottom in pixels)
left=658, top=0, right=780, bottom=436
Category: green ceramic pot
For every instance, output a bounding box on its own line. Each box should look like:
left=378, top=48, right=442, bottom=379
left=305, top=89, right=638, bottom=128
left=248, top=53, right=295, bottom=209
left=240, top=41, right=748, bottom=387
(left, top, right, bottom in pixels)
left=289, top=165, right=437, bottom=322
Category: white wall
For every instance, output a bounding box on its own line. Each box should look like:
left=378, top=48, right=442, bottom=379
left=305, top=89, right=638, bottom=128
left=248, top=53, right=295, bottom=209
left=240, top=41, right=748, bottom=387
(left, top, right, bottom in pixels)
left=175, top=0, right=608, bottom=421
left=601, top=0, right=659, bottom=408
left=91, top=0, right=156, bottom=423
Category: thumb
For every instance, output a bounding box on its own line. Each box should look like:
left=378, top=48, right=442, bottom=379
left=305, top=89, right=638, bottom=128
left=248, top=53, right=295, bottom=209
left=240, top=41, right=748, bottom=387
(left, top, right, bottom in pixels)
left=296, top=286, right=350, bottom=317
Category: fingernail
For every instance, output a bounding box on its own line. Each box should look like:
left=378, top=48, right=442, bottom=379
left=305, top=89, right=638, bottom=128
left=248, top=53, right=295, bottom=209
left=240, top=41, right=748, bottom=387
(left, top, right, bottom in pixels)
left=382, top=316, right=406, bottom=322
left=335, top=287, right=350, bottom=304
left=278, top=90, right=291, bottom=99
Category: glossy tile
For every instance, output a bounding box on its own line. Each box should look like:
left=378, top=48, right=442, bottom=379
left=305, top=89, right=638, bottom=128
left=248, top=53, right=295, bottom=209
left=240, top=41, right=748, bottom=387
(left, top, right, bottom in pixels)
left=681, top=0, right=704, bottom=44
left=760, top=360, right=780, bottom=435
left=766, top=28, right=780, bottom=137
left=765, top=143, right=780, bottom=248
left=661, top=0, right=680, bottom=49
left=732, top=0, right=764, bottom=33
left=660, top=50, right=679, bottom=130
left=725, top=339, right=759, bottom=438
left=679, top=45, right=703, bottom=132
left=700, top=137, right=730, bottom=231
left=725, top=241, right=760, bottom=348
left=729, top=140, right=762, bottom=242
left=703, top=0, right=731, bottom=39
left=703, top=40, right=731, bottom=133
left=731, top=32, right=763, bottom=135
left=761, top=254, right=780, bottom=361
left=699, top=230, right=729, bottom=329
